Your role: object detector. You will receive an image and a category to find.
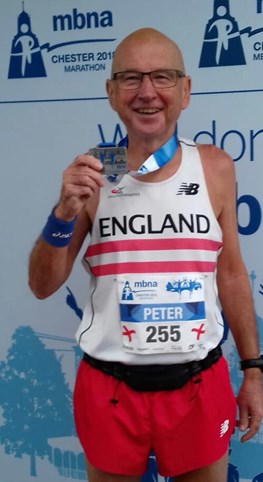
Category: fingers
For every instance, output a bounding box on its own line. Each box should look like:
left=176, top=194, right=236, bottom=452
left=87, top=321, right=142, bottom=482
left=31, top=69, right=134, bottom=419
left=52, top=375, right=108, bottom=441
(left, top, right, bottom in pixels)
left=236, top=375, right=263, bottom=442
left=72, top=153, right=104, bottom=173
left=56, top=154, right=105, bottom=219
left=237, top=389, right=263, bottom=442
left=68, top=153, right=105, bottom=188
left=237, top=413, right=262, bottom=442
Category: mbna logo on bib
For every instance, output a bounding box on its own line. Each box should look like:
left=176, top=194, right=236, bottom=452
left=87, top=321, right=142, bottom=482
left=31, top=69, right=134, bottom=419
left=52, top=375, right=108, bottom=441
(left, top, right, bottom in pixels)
left=199, top=0, right=263, bottom=68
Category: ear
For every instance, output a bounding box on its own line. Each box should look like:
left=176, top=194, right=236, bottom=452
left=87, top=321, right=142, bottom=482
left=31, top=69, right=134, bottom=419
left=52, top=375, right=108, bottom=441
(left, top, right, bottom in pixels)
left=106, top=79, right=117, bottom=112
left=181, top=76, right=191, bottom=110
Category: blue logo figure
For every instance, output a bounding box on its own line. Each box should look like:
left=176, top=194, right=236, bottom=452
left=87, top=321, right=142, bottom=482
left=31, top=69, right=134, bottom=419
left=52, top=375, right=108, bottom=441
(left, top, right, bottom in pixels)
left=166, top=278, right=202, bottom=298
left=199, top=0, right=246, bottom=67
left=8, top=2, right=46, bottom=79
left=122, top=281, right=134, bottom=300
left=252, top=473, right=263, bottom=482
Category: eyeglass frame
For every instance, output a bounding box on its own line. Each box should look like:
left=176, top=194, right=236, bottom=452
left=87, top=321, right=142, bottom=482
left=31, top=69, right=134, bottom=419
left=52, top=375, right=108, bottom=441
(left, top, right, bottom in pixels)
left=111, top=69, right=186, bottom=90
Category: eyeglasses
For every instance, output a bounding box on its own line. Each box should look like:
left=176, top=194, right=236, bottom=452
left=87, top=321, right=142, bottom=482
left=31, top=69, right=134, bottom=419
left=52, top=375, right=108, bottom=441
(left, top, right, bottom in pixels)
left=111, top=69, right=186, bottom=90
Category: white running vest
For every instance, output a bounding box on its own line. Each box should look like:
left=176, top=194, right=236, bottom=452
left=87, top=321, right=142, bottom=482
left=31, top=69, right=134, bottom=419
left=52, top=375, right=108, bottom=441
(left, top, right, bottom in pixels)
left=76, top=138, right=224, bottom=364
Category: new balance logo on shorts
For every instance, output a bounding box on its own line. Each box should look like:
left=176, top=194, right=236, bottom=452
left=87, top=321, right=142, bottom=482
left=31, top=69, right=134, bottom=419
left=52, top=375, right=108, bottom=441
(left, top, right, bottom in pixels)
left=220, top=419, right=230, bottom=437
left=177, top=183, right=200, bottom=195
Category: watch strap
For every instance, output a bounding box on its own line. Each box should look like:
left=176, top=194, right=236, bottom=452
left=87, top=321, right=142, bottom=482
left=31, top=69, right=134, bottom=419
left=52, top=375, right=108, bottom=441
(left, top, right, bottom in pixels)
left=240, top=355, right=263, bottom=371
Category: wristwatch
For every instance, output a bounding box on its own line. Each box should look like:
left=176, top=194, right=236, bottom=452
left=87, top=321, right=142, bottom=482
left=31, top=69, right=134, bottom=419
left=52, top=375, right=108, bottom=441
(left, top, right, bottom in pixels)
left=240, top=355, right=263, bottom=371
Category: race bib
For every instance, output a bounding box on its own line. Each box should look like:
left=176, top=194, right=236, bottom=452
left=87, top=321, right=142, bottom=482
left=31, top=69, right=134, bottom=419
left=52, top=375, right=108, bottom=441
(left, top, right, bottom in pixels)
left=117, top=274, right=207, bottom=355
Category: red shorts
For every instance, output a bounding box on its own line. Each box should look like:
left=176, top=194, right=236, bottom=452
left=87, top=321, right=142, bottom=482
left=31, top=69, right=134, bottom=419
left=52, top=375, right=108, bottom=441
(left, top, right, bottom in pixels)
left=73, top=356, right=236, bottom=477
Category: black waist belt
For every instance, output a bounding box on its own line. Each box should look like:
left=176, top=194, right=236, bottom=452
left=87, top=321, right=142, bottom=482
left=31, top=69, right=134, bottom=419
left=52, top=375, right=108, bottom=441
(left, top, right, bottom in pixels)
left=82, top=345, right=222, bottom=392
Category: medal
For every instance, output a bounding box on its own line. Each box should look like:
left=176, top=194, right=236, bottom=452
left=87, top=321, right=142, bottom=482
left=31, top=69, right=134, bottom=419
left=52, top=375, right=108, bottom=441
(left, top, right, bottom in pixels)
left=88, top=129, right=178, bottom=182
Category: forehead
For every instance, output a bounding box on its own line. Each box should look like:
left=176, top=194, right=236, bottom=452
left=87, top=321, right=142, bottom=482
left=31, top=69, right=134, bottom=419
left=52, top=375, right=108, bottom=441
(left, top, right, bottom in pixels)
left=113, top=37, right=181, bottom=72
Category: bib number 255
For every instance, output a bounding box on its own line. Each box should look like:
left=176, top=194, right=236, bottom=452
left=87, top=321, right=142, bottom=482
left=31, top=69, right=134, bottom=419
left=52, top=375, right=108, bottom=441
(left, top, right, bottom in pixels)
left=146, top=325, right=181, bottom=343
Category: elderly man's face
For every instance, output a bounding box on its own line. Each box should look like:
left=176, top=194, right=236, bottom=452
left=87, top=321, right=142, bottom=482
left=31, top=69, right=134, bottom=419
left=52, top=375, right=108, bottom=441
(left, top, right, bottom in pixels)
left=107, top=36, right=190, bottom=145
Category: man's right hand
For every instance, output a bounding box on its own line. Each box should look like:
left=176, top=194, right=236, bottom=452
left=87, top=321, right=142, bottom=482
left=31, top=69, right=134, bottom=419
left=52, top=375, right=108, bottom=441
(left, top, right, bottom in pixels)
left=54, top=154, right=104, bottom=221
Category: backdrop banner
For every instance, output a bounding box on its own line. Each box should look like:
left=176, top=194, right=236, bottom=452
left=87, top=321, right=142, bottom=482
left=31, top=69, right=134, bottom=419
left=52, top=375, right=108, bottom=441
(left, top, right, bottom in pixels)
left=1, top=1, right=263, bottom=481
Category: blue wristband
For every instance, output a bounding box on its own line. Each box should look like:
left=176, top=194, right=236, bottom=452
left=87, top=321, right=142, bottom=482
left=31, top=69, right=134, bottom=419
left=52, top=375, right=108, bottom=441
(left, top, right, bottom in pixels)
left=41, top=209, right=77, bottom=247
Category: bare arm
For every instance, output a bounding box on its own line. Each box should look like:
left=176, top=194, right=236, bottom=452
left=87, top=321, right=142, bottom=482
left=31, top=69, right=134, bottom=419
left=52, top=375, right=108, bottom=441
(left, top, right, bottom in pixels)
left=217, top=229, right=263, bottom=442
left=28, top=153, right=104, bottom=299
left=200, top=144, right=263, bottom=442
left=215, top=159, right=259, bottom=361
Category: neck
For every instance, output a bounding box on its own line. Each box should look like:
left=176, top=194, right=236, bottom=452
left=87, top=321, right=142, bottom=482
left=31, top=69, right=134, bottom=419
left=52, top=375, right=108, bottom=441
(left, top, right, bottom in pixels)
left=126, top=130, right=177, bottom=169
left=132, top=144, right=182, bottom=182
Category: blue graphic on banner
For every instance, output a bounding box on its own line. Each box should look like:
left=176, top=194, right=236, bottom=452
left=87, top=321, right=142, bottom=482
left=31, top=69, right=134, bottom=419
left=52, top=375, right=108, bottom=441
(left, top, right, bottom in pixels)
left=142, top=454, right=171, bottom=482
left=8, top=3, right=46, bottom=79
left=66, top=286, right=84, bottom=320
left=227, top=445, right=239, bottom=482
left=0, top=325, right=78, bottom=477
left=7, top=4, right=115, bottom=81
left=252, top=473, right=263, bottom=482
left=199, top=0, right=246, bottom=67
left=120, top=302, right=205, bottom=322
left=228, top=462, right=239, bottom=482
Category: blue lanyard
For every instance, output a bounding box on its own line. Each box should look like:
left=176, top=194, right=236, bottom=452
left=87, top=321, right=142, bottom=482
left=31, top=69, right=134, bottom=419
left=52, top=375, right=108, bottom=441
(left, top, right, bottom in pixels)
left=118, top=130, right=178, bottom=175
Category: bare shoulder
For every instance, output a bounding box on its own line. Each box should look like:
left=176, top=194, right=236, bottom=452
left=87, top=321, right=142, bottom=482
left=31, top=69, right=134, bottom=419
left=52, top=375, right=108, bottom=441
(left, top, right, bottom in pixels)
left=197, top=143, right=236, bottom=193
left=196, top=144, right=236, bottom=218
left=197, top=143, right=234, bottom=176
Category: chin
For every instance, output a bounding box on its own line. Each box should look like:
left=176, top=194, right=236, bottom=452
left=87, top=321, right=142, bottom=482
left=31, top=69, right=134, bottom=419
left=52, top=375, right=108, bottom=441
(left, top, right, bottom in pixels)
left=134, top=120, right=166, bottom=136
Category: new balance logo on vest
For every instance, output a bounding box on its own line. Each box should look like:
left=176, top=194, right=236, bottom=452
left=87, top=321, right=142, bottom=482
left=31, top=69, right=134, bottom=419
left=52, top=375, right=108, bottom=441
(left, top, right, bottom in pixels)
left=177, top=183, right=200, bottom=195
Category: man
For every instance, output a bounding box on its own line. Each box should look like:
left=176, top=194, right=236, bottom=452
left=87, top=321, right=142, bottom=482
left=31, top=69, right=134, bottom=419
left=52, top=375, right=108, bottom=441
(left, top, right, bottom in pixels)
left=28, top=28, right=263, bottom=482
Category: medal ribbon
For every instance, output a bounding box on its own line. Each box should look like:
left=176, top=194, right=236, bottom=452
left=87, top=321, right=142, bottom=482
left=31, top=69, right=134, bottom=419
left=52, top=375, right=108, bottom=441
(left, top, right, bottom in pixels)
left=118, top=129, right=178, bottom=176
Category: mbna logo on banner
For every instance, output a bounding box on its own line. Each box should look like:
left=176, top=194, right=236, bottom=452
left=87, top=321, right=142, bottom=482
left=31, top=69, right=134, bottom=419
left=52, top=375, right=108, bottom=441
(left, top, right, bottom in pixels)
left=7, top=2, right=115, bottom=80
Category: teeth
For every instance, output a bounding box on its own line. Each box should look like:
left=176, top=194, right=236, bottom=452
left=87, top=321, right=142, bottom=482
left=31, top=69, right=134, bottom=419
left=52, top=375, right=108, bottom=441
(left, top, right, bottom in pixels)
left=137, top=108, right=160, bottom=114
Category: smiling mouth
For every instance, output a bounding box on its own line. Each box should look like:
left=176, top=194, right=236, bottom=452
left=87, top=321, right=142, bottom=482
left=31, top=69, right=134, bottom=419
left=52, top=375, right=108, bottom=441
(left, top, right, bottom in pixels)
left=136, top=108, right=161, bottom=114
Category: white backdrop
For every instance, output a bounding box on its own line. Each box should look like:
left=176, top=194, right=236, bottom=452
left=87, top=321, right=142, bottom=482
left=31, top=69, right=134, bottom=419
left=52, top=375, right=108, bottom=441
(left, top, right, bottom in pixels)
left=1, top=1, right=263, bottom=481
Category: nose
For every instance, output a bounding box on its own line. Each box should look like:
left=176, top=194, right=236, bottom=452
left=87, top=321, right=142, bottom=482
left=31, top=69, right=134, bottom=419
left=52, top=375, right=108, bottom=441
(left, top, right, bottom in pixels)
left=137, top=74, right=157, bottom=98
